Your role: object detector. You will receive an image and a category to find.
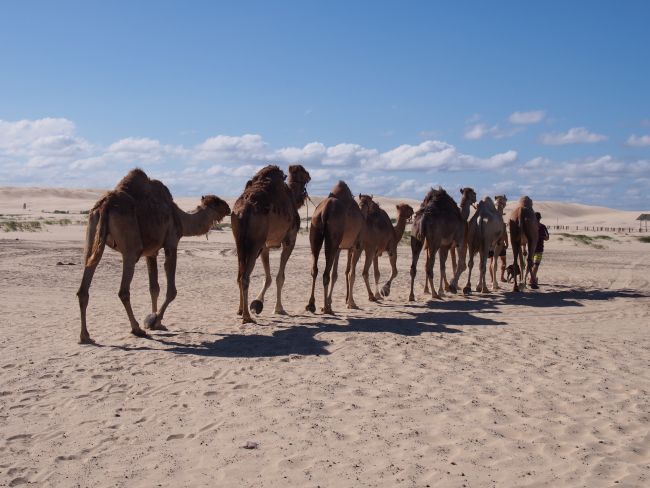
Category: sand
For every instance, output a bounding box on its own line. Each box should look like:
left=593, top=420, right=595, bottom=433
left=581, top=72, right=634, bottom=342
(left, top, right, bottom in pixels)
left=1, top=188, right=649, bottom=487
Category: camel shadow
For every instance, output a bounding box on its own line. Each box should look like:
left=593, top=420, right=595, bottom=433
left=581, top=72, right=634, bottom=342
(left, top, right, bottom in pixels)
left=151, top=309, right=506, bottom=358
left=503, top=287, right=647, bottom=307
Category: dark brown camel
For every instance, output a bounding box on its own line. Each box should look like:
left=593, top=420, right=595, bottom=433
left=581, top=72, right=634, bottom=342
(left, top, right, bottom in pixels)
left=357, top=195, right=413, bottom=301
left=423, top=187, right=476, bottom=294
left=509, top=196, right=539, bottom=292
left=77, top=168, right=231, bottom=344
left=231, top=164, right=311, bottom=323
left=305, top=181, right=364, bottom=314
left=409, top=188, right=470, bottom=301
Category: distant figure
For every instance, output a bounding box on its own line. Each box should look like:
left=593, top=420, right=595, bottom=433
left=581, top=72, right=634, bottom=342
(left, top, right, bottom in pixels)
left=529, top=212, right=549, bottom=289
left=22, top=203, right=26, bottom=210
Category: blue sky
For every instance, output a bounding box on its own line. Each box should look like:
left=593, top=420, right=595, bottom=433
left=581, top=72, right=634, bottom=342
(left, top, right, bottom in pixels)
left=1, top=1, right=649, bottom=208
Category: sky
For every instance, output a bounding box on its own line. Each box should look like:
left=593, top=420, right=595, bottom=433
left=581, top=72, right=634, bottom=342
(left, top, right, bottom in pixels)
left=1, top=0, right=649, bottom=209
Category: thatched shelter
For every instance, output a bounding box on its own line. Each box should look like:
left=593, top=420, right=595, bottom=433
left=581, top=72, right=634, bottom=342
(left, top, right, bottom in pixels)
left=636, top=214, right=650, bottom=231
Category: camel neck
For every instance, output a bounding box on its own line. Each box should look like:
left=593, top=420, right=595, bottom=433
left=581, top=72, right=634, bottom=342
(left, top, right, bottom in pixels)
left=460, top=200, right=472, bottom=221
left=394, top=215, right=409, bottom=242
left=289, top=182, right=308, bottom=209
left=177, top=205, right=215, bottom=237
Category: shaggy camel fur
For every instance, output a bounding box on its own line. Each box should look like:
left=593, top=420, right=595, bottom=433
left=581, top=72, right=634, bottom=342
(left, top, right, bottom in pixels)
left=463, top=196, right=507, bottom=294
left=77, top=168, right=231, bottom=344
left=509, top=196, right=539, bottom=292
left=231, top=165, right=311, bottom=324
left=423, top=187, right=476, bottom=294
left=357, top=195, right=414, bottom=301
left=409, top=188, right=473, bottom=301
left=306, top=181, right=364, bottom=314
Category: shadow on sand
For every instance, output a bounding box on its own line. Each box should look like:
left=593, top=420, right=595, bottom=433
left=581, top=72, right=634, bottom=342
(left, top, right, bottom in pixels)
left=108, top=286, right=647, bottom=358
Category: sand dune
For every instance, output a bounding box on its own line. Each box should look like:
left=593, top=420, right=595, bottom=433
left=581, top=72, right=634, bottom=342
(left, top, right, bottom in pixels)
left=1, top=188, right=649, bottom=487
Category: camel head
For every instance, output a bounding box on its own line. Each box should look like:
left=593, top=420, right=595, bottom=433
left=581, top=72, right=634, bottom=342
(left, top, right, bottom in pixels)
left=494, top=194, right=508, bottom=212
left=396, top=203, right=414, bottom=223
left=518, top=195, right=533, bottom=208
left=200, top=195, right=231, bottom=223
left=358, top=194, right=377, bottom=218
left=287, top=164, right=311, bottom=208
left=459, top=187, right=477, bottom=207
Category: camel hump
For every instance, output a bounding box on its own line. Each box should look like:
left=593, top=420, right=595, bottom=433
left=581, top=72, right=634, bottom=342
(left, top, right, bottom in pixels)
left=422, top=187, right=461, bottom=219
left=328, top=180, right=354, bottom=201
left=519, top=195, right=533, bottom=207
left=232, top=165, right=288, bottom=216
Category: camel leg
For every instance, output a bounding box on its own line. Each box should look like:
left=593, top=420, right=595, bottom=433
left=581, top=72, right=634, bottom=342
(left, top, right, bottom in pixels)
left=274, top=237, right=295, bottom=315
left=500, top=255, right=507, bottom=282
left=449, top=241, right=466, bottom=294
left=463, top=249, right=475, bottom=295
left=511, top=244, right=520, bottom=292
left=238, top=249, right=259, bottom=324
left=321, top=233, right=339, bottom=314
left=479, top=246, right=490, bottom=293
left=491, top=244, right=502, bottom=291
left=381, top=251, right=397, bottom=298
left=361, top=248, right=376, bottom=302
left=251, top=248, right=272, bottom=315
left=118, top=254, right=148, bottom=338
left=328, top=250, right=341, bottom=311
left=437, top=248, right=448, bottom=298
left=373, top=255, right=382, bottom=300
left=147, top=246, right=178, bottom=330
left=426, top=246, right=440, bottom=300
left=444, top=246, right=456, bottom=291
left=77, top=263, right=99, bottom=344
left=306, top=229, right=324, bottom=313
left=409, top=237, right=423, bottom=302
left=347, top=246, right=362, bottom=309
left=146, top=256, right=160, bottom=314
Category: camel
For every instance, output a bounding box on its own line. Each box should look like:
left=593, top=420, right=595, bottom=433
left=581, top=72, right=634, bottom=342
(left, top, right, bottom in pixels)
left=231, top=164, right=311, bottom=324
left=462, top=196, right=507, bottom=294
left=357, top=195, right=414, bottom=301
left=305, top=181, right=364, bottom=314
left=489, top=195, right=509, bottom=284
left=423, top=187, right=476, bottom=294
left=77, top=168, right=231, bottom=344
left=409, top=187, right=472, bottom=301
left=509, top=196, right=539, bottom=292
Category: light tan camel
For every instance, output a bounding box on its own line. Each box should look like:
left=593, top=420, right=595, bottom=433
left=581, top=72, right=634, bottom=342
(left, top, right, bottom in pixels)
left=489, top=195, right=509, bottom=284
left=77, top=168, right=231, bottom=344
left=509, top=196, right=539, bottom=292
left=231, top=164, right=311, bottom=324
left=305, top=181, right=364, bottom=314
left=357, top=195, right=414, bottom=301
left=462, top=196, right=507, bottom=294
left=409, top=188, right=471, bottom=301
left=423, top=187, right=476, bottom=294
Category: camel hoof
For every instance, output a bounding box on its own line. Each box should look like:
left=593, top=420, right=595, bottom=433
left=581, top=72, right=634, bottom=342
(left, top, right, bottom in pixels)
left=476, top=285, right=481, bottom=292
left=131, top=327, right=149, bottom=338
left=237, top=308, right=243, bottom=316
left=347, top=304, right=359, bottom=310
left=144, top=313, right=167, bottom=330
left=322, top=307, right=334, bottom=315
left=79, top=335, right=96, bottom=345
left=512, top=286, right=520, bottom=292
left=463, top=286, right=472, bottom=295
left=368, top=295, right=378, bottom=302
left=480, top=288, right=489, bottom=294
left=274, top=308, right=288, bottom=315
left=305, top=302, right=316, bottom=313
left=250, top=300, right=264, bottom=315
left=242, top=316, right=257, bottom=324
left=448, top=284, right=458, bottom=294
left=408, top=294, right=415, bottom=302
left=381, top=286, right=390, bottom=297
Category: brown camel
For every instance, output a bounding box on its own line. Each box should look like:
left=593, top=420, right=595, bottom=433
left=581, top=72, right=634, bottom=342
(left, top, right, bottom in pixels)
left=77, top=168, right=231, bottom=344
left=462, top=196, right=507, bottom=294
left=509, top=196, right=539, bottom=292
left=306, top=180, right=364, bottom=314
left=409, top=187, right=472, bottom=301
left=357, top=195, right=414, bottom=301
left=423, top=187, right=476, bottom=294
left=489, top=195, right=509, bottom=284
left=231, top=164, right=311, bottom=324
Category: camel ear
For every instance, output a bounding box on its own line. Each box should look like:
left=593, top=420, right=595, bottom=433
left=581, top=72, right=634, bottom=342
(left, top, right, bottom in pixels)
left=371, top=194, right=373, bottom=199
left=460, top=188, right=464, bottom=194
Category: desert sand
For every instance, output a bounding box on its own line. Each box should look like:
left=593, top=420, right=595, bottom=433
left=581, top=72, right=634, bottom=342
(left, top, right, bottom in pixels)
left=1, top=188, right=649, bottom=487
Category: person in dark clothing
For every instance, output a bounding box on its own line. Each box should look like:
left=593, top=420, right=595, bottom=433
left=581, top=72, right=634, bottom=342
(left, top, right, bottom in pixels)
left=529, top=212, right=549, bottom=289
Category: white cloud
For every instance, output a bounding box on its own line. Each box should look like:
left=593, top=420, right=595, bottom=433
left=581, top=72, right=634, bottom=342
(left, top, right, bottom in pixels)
left=540, top=127, right=607, bottom=145
left=464, top=122, right=523, bottom=140
left=509, top=110, right=546, bottom=124
left=626, top=134, right=650, bottom=147
left=464, top=123, right=490, bottom=140
left=194, top=134, right=268, bottom=162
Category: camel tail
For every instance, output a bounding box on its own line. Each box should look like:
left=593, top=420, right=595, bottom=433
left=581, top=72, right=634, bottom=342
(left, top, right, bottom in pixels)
left=86, top=200, right=110, bottom=267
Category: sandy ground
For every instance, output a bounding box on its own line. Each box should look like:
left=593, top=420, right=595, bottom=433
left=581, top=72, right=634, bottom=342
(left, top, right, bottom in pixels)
left=1, top=189, right=649, bottom=487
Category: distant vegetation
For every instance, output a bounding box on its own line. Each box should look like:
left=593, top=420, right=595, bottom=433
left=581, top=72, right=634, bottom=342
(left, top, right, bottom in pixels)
left=638, top=236, right=650, bottom=243
left=556, top=233, right=614, bottom=249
